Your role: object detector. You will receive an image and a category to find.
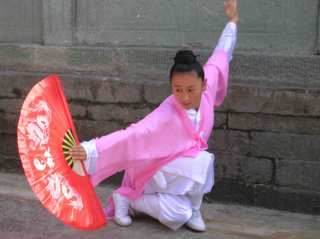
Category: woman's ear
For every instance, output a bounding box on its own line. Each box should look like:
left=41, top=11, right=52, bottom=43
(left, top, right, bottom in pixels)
left=202, top=78, right=207, bottom=91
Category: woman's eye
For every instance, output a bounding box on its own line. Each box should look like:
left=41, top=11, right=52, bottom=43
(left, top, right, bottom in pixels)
left=176, top=89, right=181, bottom=92
left=189, top=89, right=195, bottom=92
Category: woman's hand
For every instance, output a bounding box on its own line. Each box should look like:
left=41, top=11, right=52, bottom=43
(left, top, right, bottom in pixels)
left=69, top=145, right=87, bottom=161
left=224, top=0, right=239, bottom=25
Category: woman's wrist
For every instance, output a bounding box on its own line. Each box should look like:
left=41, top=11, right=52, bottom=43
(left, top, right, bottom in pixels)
left=229, top=15, right=239, bottom=25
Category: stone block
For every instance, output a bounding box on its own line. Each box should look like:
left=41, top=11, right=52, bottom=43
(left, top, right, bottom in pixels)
left=217, top=86, right=274, bottom=113
left=229, top=113, right=320, bottom=135
left=0, top=0, right=43, bottom=44
left=144, top=81, right=172, bottom=105
left=88, top=104, right=152, bottom=123
left=43, top=0, right=74, bottom=46
left=97, top=78, right=144, bottom=103
left=213, top=112, right=227, bottom=129
left=0, top=99, right=24, bottom=114
left=0, top=113, right=19, bottom=134
left=0, top=45, right=114, bottom=74
left=319, top=6, right=320, bottom=53
left=276, top=160, right=320, bottom=191
left=230, top=53, right=320, bottom=85
left=241, top=157, right=273, bottom=184
left=0, top=135, right=19, bottom=158
left=208, top=130, right=250, bottom=155
left=262, top=90, right=320, bottom=116
left=68, top=104, right=87, bottom=119
left=65, top=47, right=116, bottom=74
left=251, top=132, right=320, bottom=161
left=0, top=73, right=43, bottom=98
left=0, top=157, right=23, bottom=174
left=60, top=77, right=97, bottom=102
left=118, top=48, right=172, bottom=78
left=208, top=181, right=320, bottom=215
left=61, top=76, right=144, bottom=103
left=206, top=180, right=257, bottom=205
left=213, top=153, right=242, bottom=181
left=214, top=152, right=273, bottom=184
left=256, top=186, right=320, bottom=215
left=74, top=120, right=125, bottom=142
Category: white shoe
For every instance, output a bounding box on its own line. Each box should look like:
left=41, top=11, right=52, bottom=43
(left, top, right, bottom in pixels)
left=185, top=209, right=206, bottom=232
left=113, top=193, right=132, bottom=227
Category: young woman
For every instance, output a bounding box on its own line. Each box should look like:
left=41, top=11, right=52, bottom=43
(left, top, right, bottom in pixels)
left=70, top=0, right=238, bottom=232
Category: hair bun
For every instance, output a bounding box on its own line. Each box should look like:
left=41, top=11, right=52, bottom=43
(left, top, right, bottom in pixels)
left=173, top=50, right=197, bottom=64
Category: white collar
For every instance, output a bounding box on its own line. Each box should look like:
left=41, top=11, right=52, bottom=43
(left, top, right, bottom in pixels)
left=184, top=102, right=202, bottom=130
left=184, top=101, right=202, bottom=115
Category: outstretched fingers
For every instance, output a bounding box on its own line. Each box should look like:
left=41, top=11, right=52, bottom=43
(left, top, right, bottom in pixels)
left=223, top=2, right=228, bottom=12
left=224, top=0, right=239, bottom=24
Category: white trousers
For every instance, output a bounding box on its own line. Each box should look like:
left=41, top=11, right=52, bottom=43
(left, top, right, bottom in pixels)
left=82, top=144, right=215, bottom=230
left=131, top=155, right=214, bottom=230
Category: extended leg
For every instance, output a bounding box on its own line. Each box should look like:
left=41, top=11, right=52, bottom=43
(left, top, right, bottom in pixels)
left=131, top=194, right=160, bottom=220
left=113, top=193, right=133, bottom=227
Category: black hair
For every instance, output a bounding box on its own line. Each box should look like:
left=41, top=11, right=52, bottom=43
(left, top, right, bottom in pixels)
left=170, top=50, right=204, bottom=83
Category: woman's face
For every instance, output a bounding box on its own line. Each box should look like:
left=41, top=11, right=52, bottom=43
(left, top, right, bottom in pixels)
left=171, top=71, right=207, bottom=111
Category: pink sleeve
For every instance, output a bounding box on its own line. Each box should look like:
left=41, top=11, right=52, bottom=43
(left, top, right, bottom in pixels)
left=203, top=50, right=229, bottom=107
left=89, top=99, right=192, bottom=188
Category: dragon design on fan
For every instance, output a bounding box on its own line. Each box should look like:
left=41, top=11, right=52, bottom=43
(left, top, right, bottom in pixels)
left=44, top=173, right=83, bottom=210
left=26, top=101, right=52, bottom=151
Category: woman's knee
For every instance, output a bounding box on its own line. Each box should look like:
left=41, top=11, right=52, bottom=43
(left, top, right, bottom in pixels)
left=158, top=194, right=193, bottom=230
left=163, top=195, right=192, bottom=222
left=175, top=205, right=192, bottom=223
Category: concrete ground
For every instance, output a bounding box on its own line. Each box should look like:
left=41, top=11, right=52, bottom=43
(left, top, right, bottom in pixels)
left=1, top=172, right=320, bottom=239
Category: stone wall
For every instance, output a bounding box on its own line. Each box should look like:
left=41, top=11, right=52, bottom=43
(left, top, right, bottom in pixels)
left=0, top=0, right=319, bottom=53
left=1, top=57, right=320, bottom=214
left=0, top=0, right=320, bottom=215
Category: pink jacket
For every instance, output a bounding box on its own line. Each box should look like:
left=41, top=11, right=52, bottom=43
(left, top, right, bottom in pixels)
left=90, top=50, right=229, bottom=218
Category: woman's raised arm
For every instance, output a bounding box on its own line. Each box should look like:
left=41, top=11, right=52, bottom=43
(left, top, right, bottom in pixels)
left=203, top=0, right=239, bottom=106
left=214, top=0, right=238, bottom=62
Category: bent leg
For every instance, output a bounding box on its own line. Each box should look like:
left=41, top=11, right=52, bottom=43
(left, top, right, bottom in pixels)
left=188, top=154, right=215, bottom=209
left=131, top=193, right=192, bottom=231
left=158, top=194, right=192, bottom=230
left=185, top=155, right=215, bottom=231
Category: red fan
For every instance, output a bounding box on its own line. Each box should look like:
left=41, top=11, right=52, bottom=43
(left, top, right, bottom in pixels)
left=17, top=75, right=107, bottom=230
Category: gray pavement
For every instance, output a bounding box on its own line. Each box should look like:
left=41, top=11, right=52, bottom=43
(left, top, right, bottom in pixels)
left=1, top=172, right=320, bottom=239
